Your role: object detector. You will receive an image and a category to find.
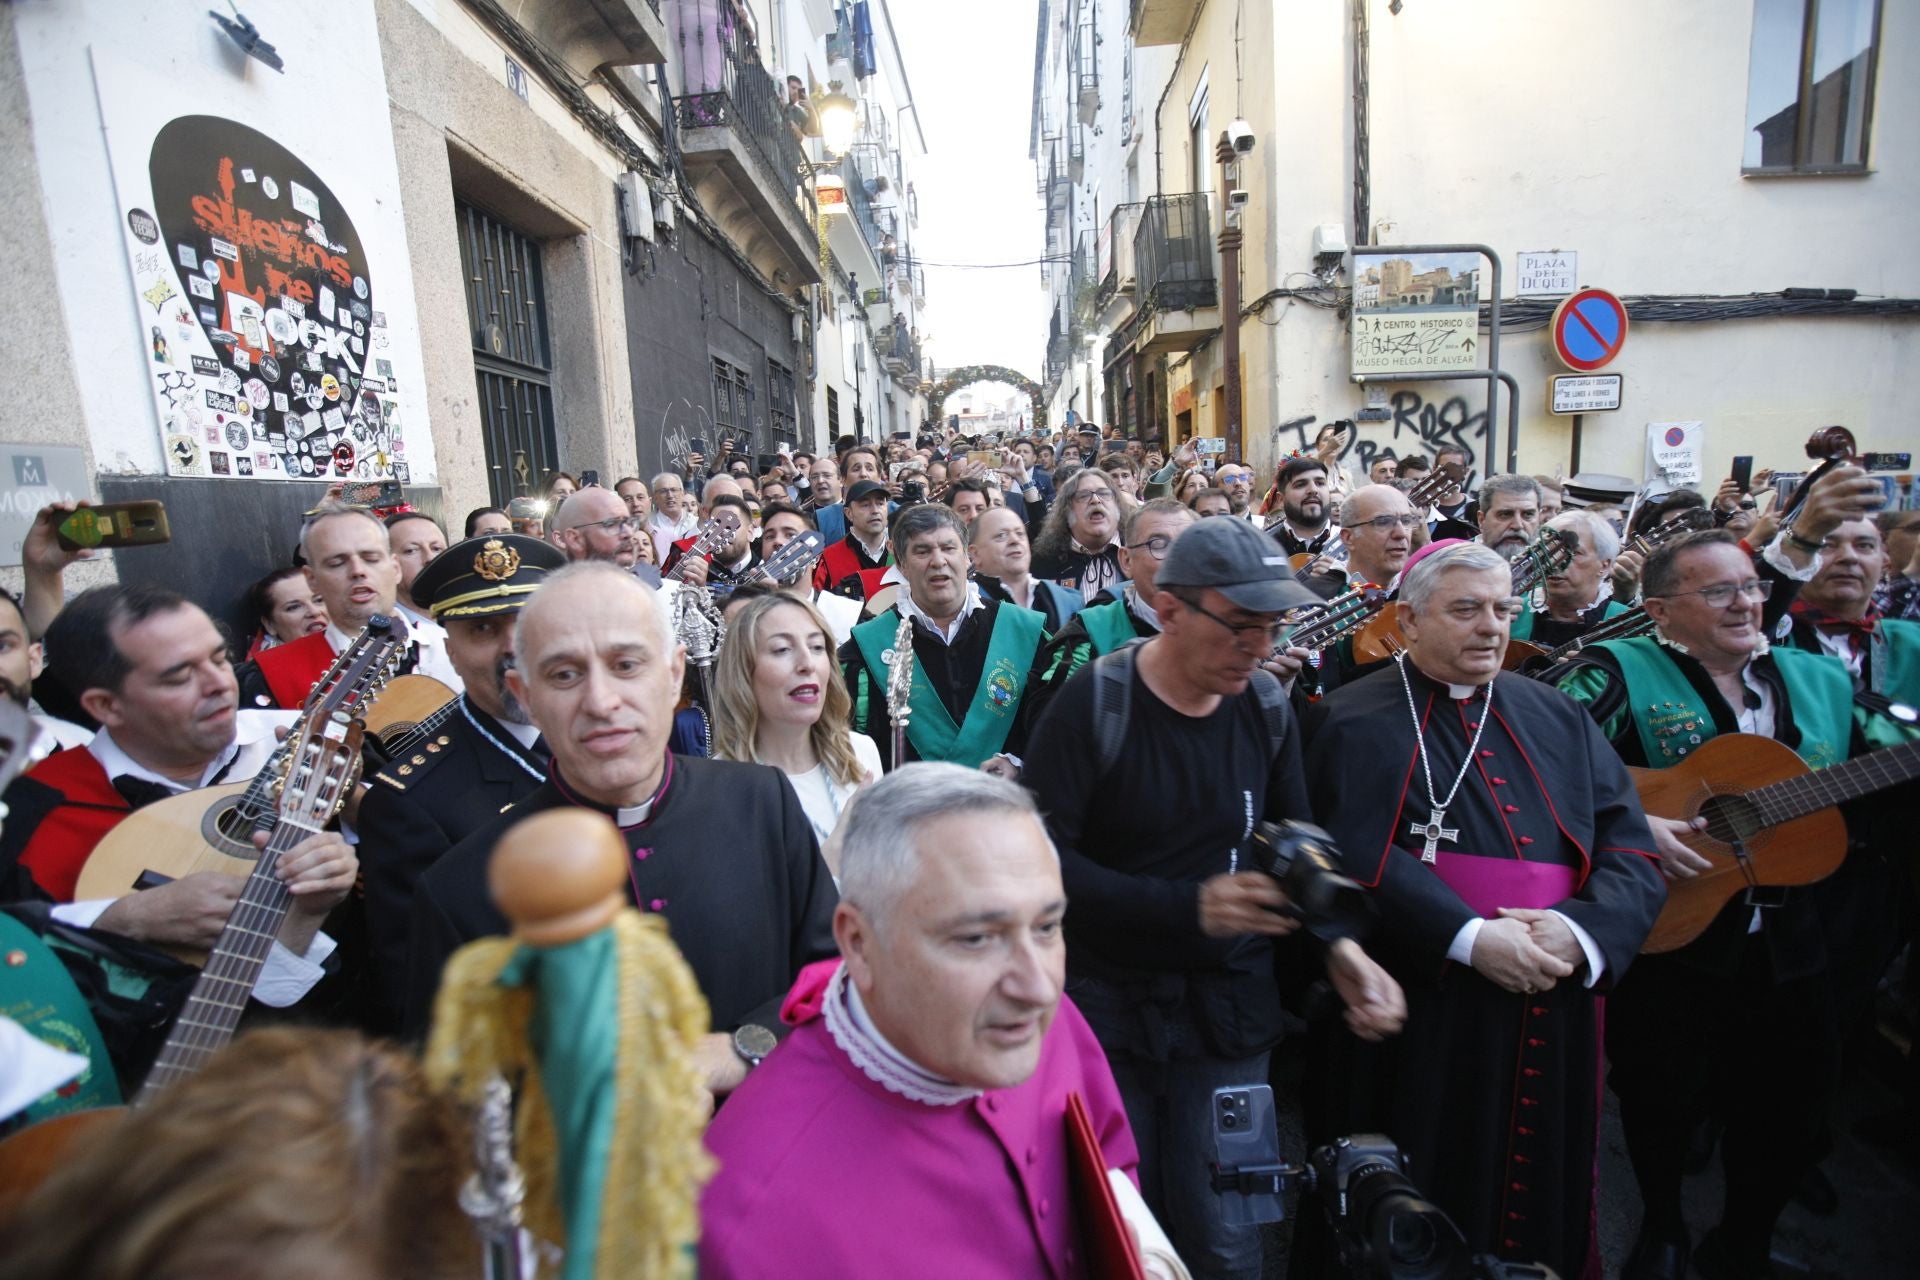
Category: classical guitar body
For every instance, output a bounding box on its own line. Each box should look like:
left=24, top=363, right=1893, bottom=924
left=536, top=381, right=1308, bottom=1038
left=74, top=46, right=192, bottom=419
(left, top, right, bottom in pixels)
left=0, top=1107, right=125, bottom=1222
left=1502, top=639, right=1548, bottom=670
left=1350, top=609, right=1404, bottom=665
left=1628, top=734, right=1846, bottom=954
left=74, top=782, right=262, bottom=966
left=361, top=673, right=456, bottom=748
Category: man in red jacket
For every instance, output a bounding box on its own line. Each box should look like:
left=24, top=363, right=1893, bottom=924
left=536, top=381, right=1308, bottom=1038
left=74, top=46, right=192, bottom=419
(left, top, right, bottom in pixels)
left=813, top=480, right=894, bottom=600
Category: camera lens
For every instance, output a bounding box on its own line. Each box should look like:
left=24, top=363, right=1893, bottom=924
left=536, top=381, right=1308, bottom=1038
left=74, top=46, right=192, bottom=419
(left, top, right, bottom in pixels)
left=1222, top=1114, right=1237, bottom=1128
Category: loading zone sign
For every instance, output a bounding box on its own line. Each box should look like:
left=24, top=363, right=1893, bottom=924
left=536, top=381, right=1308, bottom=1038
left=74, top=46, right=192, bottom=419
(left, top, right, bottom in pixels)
left=1350, top=249, right=1483, bottom=376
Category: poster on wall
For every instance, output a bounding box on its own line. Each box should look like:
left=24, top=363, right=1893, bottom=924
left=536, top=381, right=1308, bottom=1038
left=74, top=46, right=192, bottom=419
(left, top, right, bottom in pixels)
left=1349, top=249, right=1484, bottom=378
left=96, top=64, right=422, bottom=484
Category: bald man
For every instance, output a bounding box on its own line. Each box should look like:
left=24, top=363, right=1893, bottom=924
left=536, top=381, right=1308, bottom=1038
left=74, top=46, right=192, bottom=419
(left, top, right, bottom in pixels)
left=403, top=563, right=837, bottom=1091
left=553, top=488, right=661, bottom=587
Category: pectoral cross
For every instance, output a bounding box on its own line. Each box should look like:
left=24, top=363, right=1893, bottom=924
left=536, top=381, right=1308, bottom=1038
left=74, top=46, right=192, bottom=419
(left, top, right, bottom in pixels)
left=1409, top=809, right=1458, bottom=865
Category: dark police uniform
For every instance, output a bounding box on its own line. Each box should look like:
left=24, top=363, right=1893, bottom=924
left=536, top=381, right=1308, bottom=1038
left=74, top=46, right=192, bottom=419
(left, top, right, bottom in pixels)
left=353, top=532, right=563, bottom=1030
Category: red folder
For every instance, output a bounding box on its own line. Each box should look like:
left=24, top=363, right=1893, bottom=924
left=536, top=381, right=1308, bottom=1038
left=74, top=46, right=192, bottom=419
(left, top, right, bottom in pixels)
left=1065, top=1090, right=1146, bottom=1280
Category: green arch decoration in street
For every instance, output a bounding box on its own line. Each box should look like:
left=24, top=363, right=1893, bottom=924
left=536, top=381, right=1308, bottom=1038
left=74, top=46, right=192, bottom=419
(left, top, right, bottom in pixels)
left=927, top=365, right=1046, bottom=431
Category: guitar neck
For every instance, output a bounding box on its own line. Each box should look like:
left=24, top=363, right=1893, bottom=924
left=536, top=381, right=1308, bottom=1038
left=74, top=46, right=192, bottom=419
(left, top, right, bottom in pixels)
left=1754, top=738, right=1920, bottom=825
left=134, top=819, right=315, bottom=1102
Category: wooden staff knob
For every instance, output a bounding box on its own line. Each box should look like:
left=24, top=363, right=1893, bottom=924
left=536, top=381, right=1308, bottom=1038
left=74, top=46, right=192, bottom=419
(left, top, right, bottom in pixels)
left=488, top=808, right=629, bottom=947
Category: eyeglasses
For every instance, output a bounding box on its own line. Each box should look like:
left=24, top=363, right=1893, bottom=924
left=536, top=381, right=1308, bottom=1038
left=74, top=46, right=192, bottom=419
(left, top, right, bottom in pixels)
left=1654, top=579, right=1774, bottom=608
left=1439, top=596, right=1527, bottom=622
left=1354, top=513, right=1421, bottom=532
left=1183, top=597, right=1286, bottom=646
left=575, top=516, right=639, bottom=534
left=1126, top=534, right=1174, bottom=559
left=1070, top=488, right=1115, bottom=506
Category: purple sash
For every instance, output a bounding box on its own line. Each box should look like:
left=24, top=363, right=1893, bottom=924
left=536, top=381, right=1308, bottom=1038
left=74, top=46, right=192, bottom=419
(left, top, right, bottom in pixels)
left=1430, top=852, right=1577, bottom=918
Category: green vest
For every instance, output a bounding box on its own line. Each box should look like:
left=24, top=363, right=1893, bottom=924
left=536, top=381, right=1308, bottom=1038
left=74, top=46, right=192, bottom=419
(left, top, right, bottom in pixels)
left=0, top=913, right=120, bottom=1127
left=1594, top=636, right=1854, bottom=769
left=1078, top=597, right=1141, bottom=658
left=1510, top=597, right=1627, bottom=643
left=1872, top=618, right=1920, bottom=705
left=853, top=604, right=1046, bottom=767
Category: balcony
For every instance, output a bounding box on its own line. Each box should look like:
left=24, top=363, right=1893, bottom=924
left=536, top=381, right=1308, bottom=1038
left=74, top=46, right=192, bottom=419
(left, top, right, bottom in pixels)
left=880, top=323, right=921, bottom=382
left=1130, top=0, right=1204, bottom=46
left=1096, top=203, right=1145, bottom=308
left=840, top=156, right=889, bottom=264
left=673, top=18, right=822, bottom=285
left=1132, top=193, right=1218, bottom=356
left=893, top=256, right=927, bottom=305
left=511, top=0, right=667, bottom=76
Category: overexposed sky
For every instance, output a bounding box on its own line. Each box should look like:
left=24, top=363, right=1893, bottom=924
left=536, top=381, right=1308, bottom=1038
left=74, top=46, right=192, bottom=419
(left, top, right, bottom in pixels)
left=891, top=2, right=1048, bottom=384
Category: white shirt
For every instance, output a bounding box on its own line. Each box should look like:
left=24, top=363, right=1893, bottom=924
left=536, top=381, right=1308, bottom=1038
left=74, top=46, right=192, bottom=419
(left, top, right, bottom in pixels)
left=26, top=712, right=91, bottom=766
left=649, top=510, right=699, bottom=561
left=1125, top=584, right=1162, bottom=631
left=58, top=713, right=334, bottom=1006
left=880, top=567, right=985, bottom=645
left=811, top=589, right=864, bottom=647
left=783, top=733, right=882, bottom=848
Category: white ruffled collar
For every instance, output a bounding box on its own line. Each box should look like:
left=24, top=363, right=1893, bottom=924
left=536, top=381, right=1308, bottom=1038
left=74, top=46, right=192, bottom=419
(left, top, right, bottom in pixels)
left=822, top=962, right=980, bottom=1107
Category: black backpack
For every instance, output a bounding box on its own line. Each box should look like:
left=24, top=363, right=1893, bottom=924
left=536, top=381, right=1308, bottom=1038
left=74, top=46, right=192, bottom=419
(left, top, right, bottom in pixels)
left=1089, top=639, right=1291, bottom=777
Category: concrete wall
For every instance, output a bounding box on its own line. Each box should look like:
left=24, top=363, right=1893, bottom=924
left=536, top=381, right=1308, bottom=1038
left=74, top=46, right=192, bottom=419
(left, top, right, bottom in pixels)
left=1145, top=0, right=1918, bottom=489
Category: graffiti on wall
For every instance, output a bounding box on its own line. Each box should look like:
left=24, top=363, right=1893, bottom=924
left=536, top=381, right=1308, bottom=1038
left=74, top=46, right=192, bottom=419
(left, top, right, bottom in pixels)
left=1275, top=390, right=1492, bottom=475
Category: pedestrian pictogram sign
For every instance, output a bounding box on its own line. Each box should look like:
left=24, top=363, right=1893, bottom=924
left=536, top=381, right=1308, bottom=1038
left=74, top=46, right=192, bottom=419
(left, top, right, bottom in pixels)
left=1549, top=288, right=1629, bottom=372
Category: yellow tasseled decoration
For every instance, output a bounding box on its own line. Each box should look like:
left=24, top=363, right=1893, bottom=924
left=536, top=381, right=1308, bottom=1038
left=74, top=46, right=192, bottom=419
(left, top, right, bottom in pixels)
left=424, top=910, right=715, bottom=1279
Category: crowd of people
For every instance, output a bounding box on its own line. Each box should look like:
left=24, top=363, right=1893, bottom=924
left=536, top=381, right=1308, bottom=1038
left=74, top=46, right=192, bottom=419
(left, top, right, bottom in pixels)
left=0, top=418, right=1915, bottom=1280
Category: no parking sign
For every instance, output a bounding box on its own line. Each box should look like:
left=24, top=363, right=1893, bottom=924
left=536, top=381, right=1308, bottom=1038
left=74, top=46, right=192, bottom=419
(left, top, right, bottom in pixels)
left=1550, top=289, right=1629, bottom=372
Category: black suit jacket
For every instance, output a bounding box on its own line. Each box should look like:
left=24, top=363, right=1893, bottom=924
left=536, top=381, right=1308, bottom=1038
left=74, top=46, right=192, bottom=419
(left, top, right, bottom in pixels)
left=355, top=701, right=546, bottom=1030
left=402, top=756, right=838, bottom=1037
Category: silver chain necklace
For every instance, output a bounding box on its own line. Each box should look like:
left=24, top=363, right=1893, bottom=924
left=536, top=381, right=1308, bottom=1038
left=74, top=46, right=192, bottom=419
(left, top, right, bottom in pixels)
left=1394, top=655, right=1493, bottom=864
left=459, top=697, right=546, bottom=784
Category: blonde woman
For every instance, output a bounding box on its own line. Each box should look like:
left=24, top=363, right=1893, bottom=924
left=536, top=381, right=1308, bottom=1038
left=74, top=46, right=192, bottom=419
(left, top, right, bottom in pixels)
left=710, top=593, right=880, bottom=857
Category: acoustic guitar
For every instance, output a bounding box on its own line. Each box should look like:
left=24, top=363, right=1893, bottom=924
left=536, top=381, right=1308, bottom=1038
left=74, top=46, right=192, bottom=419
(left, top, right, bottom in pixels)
left=0, top=620, right=399, bottom=1213
left=361, top=672, right=456, bottom=755
left=74, top=618, right=411, bottom=965
left=1631, top=732, right=1920, bottom=953
left=1502, top=508, right=1714, bottom=670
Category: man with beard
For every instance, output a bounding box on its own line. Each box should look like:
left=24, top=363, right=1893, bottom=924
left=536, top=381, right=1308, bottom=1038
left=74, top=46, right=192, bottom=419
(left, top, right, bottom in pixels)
left=1305, top=541, right=1664, bottom=1280
left=1215, top=461, right=1258, bottom=521
left=1509, top=509, right=1629, bottom=650
left=1030, top=468, right=1124, bottom=599
left=814, top=480, right=895, bottom=600
left=968, top=505, right=1083, bottom=632
left=354, top=533, right=565, bottom=1030
left=841, top=505, right=1047, bottom=772
left=1474, top=474, right=1543, bottom=561
left=1264, top=457, right=1335, bottom=559
left=553, top=487, right=662, bottom=588
left=238, top=502, right=462, bottom=710
left=404, top=563, right=838, bottom=1080
left=663, top=494, right=761, bottom=590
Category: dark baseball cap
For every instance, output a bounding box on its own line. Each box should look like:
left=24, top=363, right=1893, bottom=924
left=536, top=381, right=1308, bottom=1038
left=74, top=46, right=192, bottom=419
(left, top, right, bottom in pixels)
left=845, top=479, right=889, bottom=505
left=1156, top=517, right=1320, bottom=613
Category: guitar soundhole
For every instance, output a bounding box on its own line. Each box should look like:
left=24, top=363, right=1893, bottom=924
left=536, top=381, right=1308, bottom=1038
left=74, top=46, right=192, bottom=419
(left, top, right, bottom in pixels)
left=204, top=797, right=266, bottom=860
left=1697, top=793, right=1766, bottom=847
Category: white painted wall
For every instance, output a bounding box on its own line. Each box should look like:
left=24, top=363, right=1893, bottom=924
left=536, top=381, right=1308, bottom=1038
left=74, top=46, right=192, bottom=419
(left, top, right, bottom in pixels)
left=11, top=0, right=437, bottom=483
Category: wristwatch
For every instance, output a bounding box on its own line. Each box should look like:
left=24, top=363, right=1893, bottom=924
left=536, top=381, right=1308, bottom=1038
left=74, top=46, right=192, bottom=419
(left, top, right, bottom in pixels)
left=732, top=1023, right=778, bottom=1069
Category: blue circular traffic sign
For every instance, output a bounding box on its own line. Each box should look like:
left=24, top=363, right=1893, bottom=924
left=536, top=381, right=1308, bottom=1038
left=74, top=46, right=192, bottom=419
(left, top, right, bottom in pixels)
left=1550, top=288, right=1629, bottom=372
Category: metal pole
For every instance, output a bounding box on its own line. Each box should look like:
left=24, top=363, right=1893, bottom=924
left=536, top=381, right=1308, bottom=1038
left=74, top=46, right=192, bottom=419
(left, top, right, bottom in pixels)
left=1570, top=413, right=1584, bottom=475
left=1216, top=136, right=1243, bottom=464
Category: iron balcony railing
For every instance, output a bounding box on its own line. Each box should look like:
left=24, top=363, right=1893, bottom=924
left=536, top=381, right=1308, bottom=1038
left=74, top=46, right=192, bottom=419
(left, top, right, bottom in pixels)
left=673, top=19, right=815, bottom=238
left=840, top=155, right=887, bottom=262
left=1134, top=193, right=1217, bottom=313
left=881, top=322, right=920, bottom=373
left=1097, top=203, right=1145, bottom=305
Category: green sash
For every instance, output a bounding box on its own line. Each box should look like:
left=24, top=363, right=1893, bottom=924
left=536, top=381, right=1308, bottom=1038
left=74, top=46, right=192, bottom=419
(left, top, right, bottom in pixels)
left=0, top=913, right=120, bottom=1125
left=853, top=604, right=1046, bottom=767
left=1595, top=636, right=1853, bottom=769
left=1510, top=597, right=1627, bottom=643
left=1079, top=597, right=1141, bottom=658
left=1873, top=618, right=1920, bottom=705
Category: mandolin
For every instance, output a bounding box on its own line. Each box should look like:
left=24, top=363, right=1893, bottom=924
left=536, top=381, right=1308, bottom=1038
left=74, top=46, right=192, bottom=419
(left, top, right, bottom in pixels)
left=1352, top=526, right=1578, bottom=665
left=361, top=672, right=457, bottom=754
left=1280, top=585, right=1391, bottom=655
left=74, top=617, right=410, bottom=965
left=1503, top=508, right=1714, bottom=669
left=1631, top=732, right=1920, bottom=953
left=0, top=622, right=396, bottom=1212
left=735, top=529, right=828, bottom=591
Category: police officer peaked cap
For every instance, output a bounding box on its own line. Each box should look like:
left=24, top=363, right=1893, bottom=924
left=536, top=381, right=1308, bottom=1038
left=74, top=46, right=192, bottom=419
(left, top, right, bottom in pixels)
left=411, top=533, right=566, bottom=621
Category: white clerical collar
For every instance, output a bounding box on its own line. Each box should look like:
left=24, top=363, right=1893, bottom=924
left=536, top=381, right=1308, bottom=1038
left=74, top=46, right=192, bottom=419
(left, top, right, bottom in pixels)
left=1406, top=661, right=1487, bottom=702
left=881, top=567, right=984, bottom=644
left=823, top=962, right=979, bottom=1106
left=616, top=796, right=656, bottom=826
left=89, top=725, right=240, bottom=792
left=1125, top=584, right=1162, bottom=630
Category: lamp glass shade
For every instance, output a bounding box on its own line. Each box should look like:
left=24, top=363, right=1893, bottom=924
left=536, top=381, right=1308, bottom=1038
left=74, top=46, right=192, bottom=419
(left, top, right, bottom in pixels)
left=818, top=92, right=858, bottom=160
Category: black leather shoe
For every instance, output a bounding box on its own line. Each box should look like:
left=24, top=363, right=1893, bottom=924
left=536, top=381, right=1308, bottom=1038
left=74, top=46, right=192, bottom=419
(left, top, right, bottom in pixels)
left=1790, top=1164, right=1838, bottom=1216
left=1621, top=1222, right=1690, bottom=1280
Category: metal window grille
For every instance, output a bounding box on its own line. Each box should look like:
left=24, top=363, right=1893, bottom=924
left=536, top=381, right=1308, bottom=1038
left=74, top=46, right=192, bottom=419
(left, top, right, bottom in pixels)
left=456, top=199, right=559, bottom=504
left=826, top=385, right=841, bottom=436
left=768, top=359, right=797, bottom=444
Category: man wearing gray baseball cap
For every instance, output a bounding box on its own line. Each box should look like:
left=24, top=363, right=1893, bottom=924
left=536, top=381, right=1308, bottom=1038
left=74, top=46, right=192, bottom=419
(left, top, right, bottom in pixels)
left=1023, top=508, right=1406, bottom=1277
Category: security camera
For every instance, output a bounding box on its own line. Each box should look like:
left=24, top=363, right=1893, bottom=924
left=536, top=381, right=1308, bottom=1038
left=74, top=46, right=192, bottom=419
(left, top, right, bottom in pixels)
left=1227, top=118, right=1255, bottom=153
left=1228, top=188, right=1250, bottom=208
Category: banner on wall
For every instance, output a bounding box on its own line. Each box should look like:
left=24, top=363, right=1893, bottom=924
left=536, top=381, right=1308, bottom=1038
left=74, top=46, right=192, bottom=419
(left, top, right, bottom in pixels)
left=97, top=62, right=423, bottom=484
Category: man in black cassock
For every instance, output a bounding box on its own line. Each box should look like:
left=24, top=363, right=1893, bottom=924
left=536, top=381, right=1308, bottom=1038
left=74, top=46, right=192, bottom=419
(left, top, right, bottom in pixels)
left=1301, top=540, right=1664, bottom=1280
left=403, top=562, right=837, bottom=1096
